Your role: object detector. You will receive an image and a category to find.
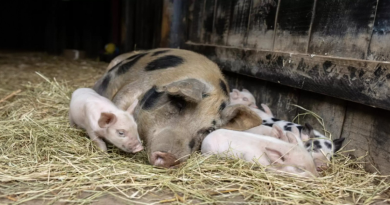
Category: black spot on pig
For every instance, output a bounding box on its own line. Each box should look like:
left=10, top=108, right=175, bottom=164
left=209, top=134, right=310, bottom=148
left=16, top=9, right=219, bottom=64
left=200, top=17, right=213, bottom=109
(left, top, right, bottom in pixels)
left=271, top=118, right=280, bottom=122
left=325, top=141, right=332, bottom=149
left=141, top=86, right=163, bottom=110
left=323, top=61, right=333, bottom=72
left=284, top=125, right=292, bottom=131
left=296, top=125, right=304, bottom=132
left=219, top=80, right=228, bottom=96
left=189, top=138, right=195, bottom=149
left=313, top=140, right=321, bottom=149
left=305, top=142, right=311, bottom=148
left=263, top=123, right=274, bottom=127
left=219, top=102, right=227, bottom=112
left=97, top=74, right=111, bottom=95
left=144, top=55, right=184, bottom=71
left=286, top=122, right=294, bottom=126
left=152, top=50, right=169, bottom=56
left=117, top=53, right=147, bottom=75
left=333, top=137, right=345, bottom=152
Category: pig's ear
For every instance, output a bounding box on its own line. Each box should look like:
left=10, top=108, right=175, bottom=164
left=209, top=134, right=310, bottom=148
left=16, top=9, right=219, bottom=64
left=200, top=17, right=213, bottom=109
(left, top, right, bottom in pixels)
left=98, top=112, right=117, bottom=128
left=260, top=103, right=274, bottom=117
left=242, top=89, right=250, bottom=93
left=163, top=78, right=206, bottom=103
left=221, top=104, right=262, bottom=131
left=333, top=137, right=345, bottom=152
left=265, top=147, right=285, bottom=164
left=286, top=132, right=298, bottom=145
left=229, top=89, right=240, bottom=100
left=126, top=99, right=139, bottom=115
left=302, top=123, right=315, bottom=139
left=271, top=124, right=286, bottom=141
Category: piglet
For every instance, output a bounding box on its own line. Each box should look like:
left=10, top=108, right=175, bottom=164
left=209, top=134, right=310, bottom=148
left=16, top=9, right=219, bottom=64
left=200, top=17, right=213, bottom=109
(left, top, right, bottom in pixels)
left=201, top=129, right=319, bottom=178
left=69, top=88, right=143, bottom=153
left=229, top=89, right=257, bottom=108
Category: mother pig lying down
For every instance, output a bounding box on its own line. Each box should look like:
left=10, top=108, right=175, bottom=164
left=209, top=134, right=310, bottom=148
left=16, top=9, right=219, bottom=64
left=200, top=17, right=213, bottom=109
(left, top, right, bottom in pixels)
left=201, top=129, right=319, bottom=178
left=93, top=48, right=262, bottom=168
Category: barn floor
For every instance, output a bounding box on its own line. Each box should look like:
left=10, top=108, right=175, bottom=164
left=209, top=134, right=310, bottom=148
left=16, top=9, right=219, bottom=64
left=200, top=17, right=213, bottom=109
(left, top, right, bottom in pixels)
left=0, top=51, right=389, bottom=205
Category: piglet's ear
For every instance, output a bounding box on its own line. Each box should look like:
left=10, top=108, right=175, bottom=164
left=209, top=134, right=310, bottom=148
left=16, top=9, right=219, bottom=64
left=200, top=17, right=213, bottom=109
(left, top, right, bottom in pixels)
left=98, top=112, right=117, bottom=128
left=265, top=147, right=285, bottom=164
left=229, top=89, right=240, bottom=100
left=221, top=104, right=262, bottom=131
left=242, top=89, right=250, bottom=93
left=271, top=124, right=287, bottom=141
left=127, top=99, right=139, bottom=115
left=302, top=123, right=316, bottom=139
left=260, top=103, right=274, bottom=117
left=286, top=132, right=298, bottom=145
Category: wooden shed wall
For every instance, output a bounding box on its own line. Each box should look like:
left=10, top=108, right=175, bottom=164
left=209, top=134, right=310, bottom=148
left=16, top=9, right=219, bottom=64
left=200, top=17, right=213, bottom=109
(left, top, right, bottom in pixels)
left=159, top=0, right=390, bottom=174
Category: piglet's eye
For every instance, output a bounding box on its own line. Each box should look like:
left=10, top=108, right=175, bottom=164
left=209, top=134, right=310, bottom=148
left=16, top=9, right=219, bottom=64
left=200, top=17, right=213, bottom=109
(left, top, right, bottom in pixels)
left=117, top=131, right=125, bottom=137
left=243, top=97, right=248, bottom=101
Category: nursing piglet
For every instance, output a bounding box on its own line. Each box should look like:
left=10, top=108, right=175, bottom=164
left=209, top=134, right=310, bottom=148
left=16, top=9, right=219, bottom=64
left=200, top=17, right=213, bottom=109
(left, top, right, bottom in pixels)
left=201, top=129, right=319, bottom=178
left=69, top=88, right=143, bottom=153
left=229, top=89, right=258, bottom=108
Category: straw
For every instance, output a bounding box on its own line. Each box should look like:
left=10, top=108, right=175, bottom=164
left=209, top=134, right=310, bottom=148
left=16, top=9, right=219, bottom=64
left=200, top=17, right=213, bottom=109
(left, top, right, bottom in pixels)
left=0, top=53, right=389, bottom=204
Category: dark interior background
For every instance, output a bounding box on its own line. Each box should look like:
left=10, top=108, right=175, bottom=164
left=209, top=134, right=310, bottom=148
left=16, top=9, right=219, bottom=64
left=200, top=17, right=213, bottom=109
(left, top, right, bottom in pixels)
left=0, top=0, right=161, bottom=59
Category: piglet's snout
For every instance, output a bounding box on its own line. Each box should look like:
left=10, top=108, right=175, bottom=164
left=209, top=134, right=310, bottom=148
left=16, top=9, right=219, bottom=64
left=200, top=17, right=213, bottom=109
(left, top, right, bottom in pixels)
left=150, top=151, right=180, bottom=168
left=124, top=139, right=144, bottom=153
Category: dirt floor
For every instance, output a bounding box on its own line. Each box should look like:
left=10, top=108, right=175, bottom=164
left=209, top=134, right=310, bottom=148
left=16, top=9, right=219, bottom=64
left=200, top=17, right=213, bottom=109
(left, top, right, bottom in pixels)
left=0, top=52, right=178, bottom=204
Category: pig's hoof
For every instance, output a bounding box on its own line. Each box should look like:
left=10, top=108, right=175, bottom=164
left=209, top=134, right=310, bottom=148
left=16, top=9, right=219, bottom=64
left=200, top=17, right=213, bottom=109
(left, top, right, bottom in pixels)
left=150, top=151, right=180, bottom=168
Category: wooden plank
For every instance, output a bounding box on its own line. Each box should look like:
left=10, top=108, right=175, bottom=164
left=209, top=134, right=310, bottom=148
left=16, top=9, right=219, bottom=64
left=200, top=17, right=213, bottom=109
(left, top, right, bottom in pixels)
left=227, top=0, right=251, bottom=47
left=246, top=0, right=278, bottom=50
left=202, top=0, right=216, bottom=44
left=296, top=90, right=347, bottom=139
left=308, top=0, right=377, bottom=59
left=212, top=0, right=233, bottom=45
left=341, top=102, right=390, bottom=174
left=185, top=43, right=390, bottom=111
left=188, top=0, right=205, bottom=43
left=367, top=0, right=390, bottom=61
left=224, top=71, right=299, bottom=121
left=273, top=0, right=315, bottom=53
left=123, top=0, right=136, bottom=52
left=135, top=0, right=158, bottom=49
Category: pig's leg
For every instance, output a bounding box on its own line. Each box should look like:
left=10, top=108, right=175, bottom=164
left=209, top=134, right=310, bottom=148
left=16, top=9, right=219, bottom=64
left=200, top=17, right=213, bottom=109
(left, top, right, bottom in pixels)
left=68, top=112, right=77, bottom=128
left=86, top=129, right=107, bottom=151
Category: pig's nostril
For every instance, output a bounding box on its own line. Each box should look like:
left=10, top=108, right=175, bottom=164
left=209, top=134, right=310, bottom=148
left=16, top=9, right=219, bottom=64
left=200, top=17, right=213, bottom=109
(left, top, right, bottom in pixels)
left=151, top=151, right=180, bottom=168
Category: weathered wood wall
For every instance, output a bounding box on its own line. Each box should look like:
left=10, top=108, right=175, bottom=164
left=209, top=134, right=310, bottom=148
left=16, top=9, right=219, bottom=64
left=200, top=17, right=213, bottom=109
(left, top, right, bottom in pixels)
left=176, top=0, right=390, bottom=174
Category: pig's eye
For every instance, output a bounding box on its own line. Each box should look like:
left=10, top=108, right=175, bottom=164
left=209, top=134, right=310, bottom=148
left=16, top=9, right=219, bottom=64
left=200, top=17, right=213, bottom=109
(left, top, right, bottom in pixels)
left=243, top=97, right=248, bottom=101
left=169, top=96, right=186, bottom=113
left=117, top=130, right=125, bottom=137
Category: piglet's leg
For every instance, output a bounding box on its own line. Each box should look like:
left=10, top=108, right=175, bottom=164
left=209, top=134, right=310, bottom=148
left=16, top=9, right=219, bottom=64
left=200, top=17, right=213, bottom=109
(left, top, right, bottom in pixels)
left=86, top=129, right=107, bottom=152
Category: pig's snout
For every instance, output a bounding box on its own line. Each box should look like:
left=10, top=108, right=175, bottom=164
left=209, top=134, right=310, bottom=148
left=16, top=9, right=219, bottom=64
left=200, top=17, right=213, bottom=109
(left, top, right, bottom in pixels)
left=132, top=144, right=144, bottom=153
left=150, top=151, right=180, bottom=168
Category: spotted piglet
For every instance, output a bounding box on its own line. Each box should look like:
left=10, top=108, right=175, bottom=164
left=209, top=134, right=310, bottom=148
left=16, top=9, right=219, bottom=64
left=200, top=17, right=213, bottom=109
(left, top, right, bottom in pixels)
left=254, top=104, right=345, bottom=170
left=69, top=88, right=143, bottom=153
left=201, top=128, right=319, bottom=178
left=229, top=89, right=258, bottom=108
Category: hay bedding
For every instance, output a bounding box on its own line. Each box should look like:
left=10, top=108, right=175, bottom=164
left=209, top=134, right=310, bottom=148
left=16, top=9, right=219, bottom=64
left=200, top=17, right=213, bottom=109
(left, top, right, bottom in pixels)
left=0, top=53, right=389, bottom=205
